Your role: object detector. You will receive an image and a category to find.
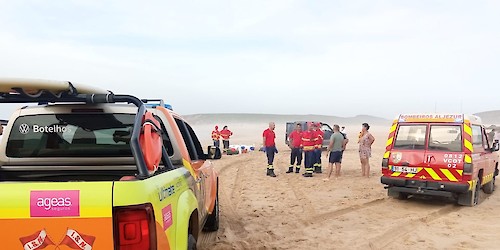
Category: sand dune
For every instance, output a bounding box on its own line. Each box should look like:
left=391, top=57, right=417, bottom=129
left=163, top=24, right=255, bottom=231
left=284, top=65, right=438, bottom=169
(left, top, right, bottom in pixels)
left=474, top=110, right=500, bottom=125
left=192, top=122, right=500, bottom=250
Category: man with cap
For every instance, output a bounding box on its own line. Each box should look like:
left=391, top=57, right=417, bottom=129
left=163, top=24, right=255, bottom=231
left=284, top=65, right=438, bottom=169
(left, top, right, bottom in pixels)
left=211, top=125, right=221, bottom=148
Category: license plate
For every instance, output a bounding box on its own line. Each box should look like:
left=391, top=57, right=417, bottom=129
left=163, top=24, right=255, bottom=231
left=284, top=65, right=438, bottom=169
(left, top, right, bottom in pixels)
left=392, top=166, right=418, bottom=173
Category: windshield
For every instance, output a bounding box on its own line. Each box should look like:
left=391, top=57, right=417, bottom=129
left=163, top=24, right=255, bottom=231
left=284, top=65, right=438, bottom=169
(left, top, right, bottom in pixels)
left=393, top=125, right=427, bottom=149
left=428, top=125, right=462, bottom=152
left=7, top=113, right=135, bottom=157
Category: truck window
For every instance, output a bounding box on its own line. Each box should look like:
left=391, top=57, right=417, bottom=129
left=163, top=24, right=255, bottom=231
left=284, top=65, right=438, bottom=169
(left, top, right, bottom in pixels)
left=471, top=125, right=483, bottom=146
left=174, top=118, right=198, bottom=161
left=153, top=114, right=174, bottom=157
left=428, top=125, right=462, bottom=152
left=6, top=114, right=136, bottom=157
left=393, top=125, right=427, bottom=149
left=185, top=123, right=206, bottom=160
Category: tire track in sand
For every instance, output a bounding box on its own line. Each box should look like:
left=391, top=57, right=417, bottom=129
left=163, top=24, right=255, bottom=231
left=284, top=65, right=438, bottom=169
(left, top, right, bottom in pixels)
left=198, top=155, right=254, bottom=249
left=283, top=173, right=318, bottom=218
left=217, top=155, right=253, bottom=238
left=367, top=204, right=462, bottom=249
left=311, top=197, right=388, bottom=223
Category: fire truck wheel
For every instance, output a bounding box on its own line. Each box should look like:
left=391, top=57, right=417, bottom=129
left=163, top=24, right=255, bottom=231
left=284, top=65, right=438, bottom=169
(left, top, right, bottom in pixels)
left=483, top=175, right=495, bottom=194
left=388, top=188, right=408, bottom=200
left=396, top=192, right=408, bottom=200
left=457, top=178, right=480, bottom=206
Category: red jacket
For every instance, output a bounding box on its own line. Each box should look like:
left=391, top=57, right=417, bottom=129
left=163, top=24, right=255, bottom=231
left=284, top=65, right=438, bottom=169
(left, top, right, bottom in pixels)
left=211, top=130, right=220, bottom=140
left=301, top=130, right=317, bottom=151
left=315, top=129, right=324, bottom=149
left=220, top=129, right=233, bottom=140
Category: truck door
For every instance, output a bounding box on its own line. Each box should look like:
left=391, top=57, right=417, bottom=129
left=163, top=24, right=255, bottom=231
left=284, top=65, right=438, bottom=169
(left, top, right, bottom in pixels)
left=425, top=124, right=464, bottom=182
left=481, top=126, right=495, bottom=175
left=321, top=123, right=333, bottom=148
left=285, top=122, right=295, bottom=145
left=174, top=119, right=207, bottom=219
left=471, top=125, right=488, bottom=180
left=389, top=124, right=427, bottom=177
left=184, top=122, right=215, bottom=214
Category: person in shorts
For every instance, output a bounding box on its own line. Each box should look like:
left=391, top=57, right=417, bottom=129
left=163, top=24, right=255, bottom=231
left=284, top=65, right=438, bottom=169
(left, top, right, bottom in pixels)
left=325, top=125, right=345, bottom=180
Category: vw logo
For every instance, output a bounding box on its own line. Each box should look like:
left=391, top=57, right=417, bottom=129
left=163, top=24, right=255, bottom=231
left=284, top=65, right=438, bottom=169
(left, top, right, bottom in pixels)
left=19, top=124, right=30, bottom=134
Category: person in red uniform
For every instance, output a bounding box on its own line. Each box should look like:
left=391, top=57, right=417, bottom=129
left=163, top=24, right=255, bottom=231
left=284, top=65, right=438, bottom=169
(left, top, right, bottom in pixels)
left=263, top=122, right=277, bottom=177
left=220, top=126, right=233, bottom=153
left=314, top=122, right=324, bottom=173
left=211, top=125, right=221, bottom=148
left=301, top=122, right=317, bottom=177
left=287, top=123, right=303, bottom=173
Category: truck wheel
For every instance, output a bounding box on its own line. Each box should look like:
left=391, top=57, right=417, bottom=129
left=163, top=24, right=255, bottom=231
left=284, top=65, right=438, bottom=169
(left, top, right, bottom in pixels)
left=483, top=174, right=495, bottom=194
left=397, top=192, right=408, bottom=200
left=203, top=189, right=219, bottom=232
left=387, top=188, right=407, bottom=200
left=188, top=234, right=197, bottom=250
left=457, top=178, right=481, bottom=206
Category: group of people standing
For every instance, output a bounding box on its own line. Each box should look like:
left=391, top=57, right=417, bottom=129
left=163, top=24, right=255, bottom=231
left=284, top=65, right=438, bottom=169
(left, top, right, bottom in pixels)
left=262, top=122, right=375, bottom=179
left=211, top=125, right=233, bottom=153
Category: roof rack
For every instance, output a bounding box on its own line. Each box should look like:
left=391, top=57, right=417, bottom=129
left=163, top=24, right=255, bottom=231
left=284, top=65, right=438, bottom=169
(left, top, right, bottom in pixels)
left=141, top=99, right=173, bottom=110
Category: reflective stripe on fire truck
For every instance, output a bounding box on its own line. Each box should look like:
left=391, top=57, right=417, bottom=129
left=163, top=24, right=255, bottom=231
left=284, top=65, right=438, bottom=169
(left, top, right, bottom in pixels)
left=463, top=120, right=473, bottom=163
left=384, top=120, right=398, bottom=159
left=482, top=173, right=495, bottom=185
left=468, top=179, right=477, bottom=191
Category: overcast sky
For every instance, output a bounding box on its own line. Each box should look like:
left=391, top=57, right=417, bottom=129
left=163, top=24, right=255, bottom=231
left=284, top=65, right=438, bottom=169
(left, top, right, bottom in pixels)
left=0, top=0, right=499, bottom=119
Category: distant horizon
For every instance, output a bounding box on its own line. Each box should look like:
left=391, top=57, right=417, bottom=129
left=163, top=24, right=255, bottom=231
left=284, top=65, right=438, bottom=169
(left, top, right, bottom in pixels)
left=182, top=110, right=500, bottom=120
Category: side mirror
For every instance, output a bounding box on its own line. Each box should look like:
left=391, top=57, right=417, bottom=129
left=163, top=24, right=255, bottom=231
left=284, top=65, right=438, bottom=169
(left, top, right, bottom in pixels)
left=206, top=146, right=222, bottom=159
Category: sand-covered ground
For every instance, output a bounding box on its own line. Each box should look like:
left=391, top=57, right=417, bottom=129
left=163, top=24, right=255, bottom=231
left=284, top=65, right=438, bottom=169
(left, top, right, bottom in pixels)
left=192, top=123, right=500, bottom=250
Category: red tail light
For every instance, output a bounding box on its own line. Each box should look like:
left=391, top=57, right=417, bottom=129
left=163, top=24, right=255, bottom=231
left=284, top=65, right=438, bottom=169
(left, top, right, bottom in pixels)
left=113, top=204, right=157, bottom=250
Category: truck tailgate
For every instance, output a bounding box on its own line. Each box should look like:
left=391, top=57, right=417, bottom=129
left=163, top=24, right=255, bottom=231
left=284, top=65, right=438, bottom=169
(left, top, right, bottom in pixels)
left=0, top=182, right=114, bottom=250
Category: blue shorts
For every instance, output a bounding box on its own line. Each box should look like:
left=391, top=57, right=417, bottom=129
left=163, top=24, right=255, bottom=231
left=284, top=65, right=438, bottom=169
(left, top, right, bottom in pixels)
left=329, top=151, right=343, bottom=163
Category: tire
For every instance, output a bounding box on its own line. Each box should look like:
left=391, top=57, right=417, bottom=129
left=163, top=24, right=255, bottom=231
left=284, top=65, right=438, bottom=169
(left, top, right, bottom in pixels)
left=188, top=234, right=197, bottom=250
left=387, top=188, right=407, bottom=200
left=396, top=192, right=409, bottom=200
left=203, top=187, right=219, bottom=232
left=458, top=178, right=481, bottom=206
left=483, top=173, right=496, bottom=194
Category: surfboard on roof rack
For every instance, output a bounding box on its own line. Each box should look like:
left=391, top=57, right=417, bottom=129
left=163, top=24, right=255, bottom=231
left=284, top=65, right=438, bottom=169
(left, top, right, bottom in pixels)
left=0, top=78, right=109, bottom=96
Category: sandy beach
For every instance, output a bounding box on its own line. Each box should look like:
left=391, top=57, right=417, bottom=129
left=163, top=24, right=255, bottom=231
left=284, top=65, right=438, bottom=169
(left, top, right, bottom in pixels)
left=191, top=122, right=500, bottom=250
